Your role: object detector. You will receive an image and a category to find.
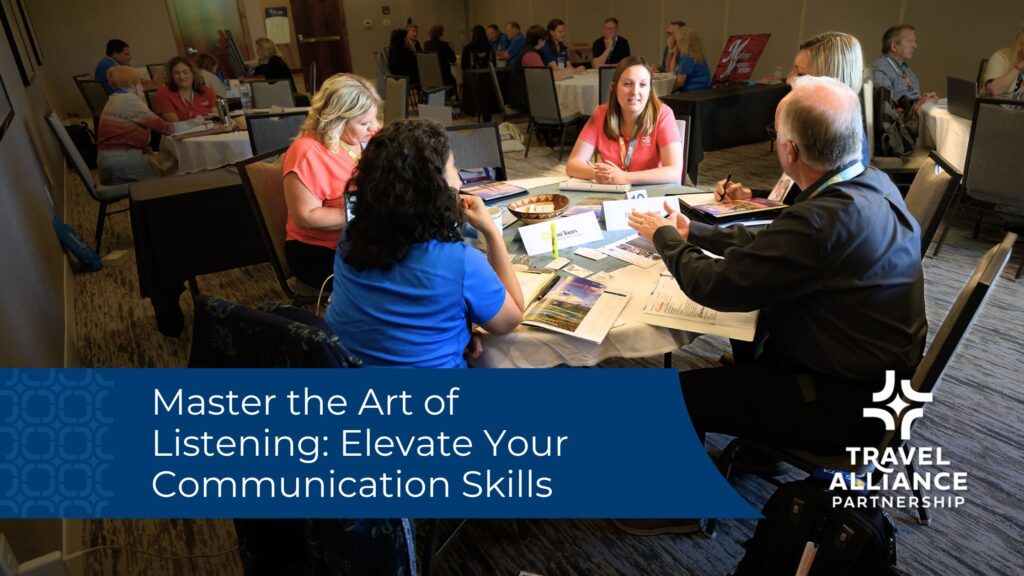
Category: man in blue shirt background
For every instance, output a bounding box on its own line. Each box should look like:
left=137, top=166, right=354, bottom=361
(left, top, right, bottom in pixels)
left=502, top=21, right=526, bottom=62
left=486, top=24, right=509, bottom=53
left=95, top=39, right=133, bottom=95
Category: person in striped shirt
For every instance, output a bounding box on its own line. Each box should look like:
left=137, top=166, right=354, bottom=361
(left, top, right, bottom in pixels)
left=96, top=66, right=174, bottom=185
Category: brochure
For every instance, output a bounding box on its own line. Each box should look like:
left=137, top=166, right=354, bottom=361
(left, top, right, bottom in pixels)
left=523, top=276, right=630, bottom=344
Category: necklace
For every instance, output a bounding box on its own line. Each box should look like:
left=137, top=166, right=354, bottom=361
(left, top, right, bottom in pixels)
left=338, top=140, right=360, bottom=161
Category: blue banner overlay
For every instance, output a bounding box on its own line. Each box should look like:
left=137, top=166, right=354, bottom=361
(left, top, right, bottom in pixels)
left=0, top=369, right=757, bottom=519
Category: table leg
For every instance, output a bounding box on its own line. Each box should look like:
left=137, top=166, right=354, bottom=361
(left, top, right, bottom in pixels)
left=150, top=282, right=187, bottom=337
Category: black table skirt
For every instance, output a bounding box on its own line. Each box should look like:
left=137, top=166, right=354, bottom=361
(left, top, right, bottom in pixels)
left=461, top=68, right=512, bottom=121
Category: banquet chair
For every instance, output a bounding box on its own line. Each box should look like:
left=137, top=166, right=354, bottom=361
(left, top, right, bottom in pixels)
left=523, top=67, right=584, bottom=161
left=237, top=148, right=321, bottom=303
left=932, top=98, right=1024, bottom=277
left=246, top=110, right=306, bottom=156
left=146, top=63, right=167, bottom=82
left=707, top=232, right=1016, bottom=537
left=598, top=65, right=616, bottom=106
left=446, top=123, right=506, bottom=182
left=74, top=78, right=108, bottom=131
left=419, top=104, right=453, bottom=127
left=903, top=151, right=963, bottom=256
left=144, top=90, right=158, bottom=112
left=416, top=51, right=448, bottom=93
left=247, top=79, right=295, bottom=108
left=488, top=62, right=515, bottom=118
left=975, top=58, right=989, bottom=87
left=675, top=117, right=692, bottom=186
left=384, top=75, right=409, bottom=124
left=44, top=111, right=128, bottom=253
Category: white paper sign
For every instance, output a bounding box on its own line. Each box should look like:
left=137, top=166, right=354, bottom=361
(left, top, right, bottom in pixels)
left=518, top=213, right=604, bottom=256
left=625, top=189, right=648, bottom=200
left=602, top=196, right=681, bottom=231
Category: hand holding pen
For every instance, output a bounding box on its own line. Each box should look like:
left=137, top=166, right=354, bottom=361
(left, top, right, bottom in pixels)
left=714, top=173, right=753, bottom=203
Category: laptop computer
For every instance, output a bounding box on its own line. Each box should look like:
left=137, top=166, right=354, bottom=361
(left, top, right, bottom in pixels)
left=947, top=77, right=977, bottom=119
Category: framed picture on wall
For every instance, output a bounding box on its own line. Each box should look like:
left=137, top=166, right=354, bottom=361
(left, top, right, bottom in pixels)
left=13, top=0, right=41, bottom=65
left=0, top=71, right=13, bottom=143
left=0, top=0, right=35, bottom=85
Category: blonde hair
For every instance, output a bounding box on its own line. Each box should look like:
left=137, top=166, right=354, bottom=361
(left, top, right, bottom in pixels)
left=799, top=32, right=864, bottom=93
left=255, top=37, right=278, bottom=58
left=107, top=66, right=142, bottom=90
left=301, top=74, right=382, bottom=152
left=998, top=25, right=1024, bottom=64
left=674, top=26, right=706, bottom=64
left=603, top=56, right=662, bottom=141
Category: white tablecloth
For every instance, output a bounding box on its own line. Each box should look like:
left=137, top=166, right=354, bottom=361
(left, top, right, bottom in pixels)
left=470, top=181, right=722, bottom=369
left=162, top=131, right=254, bottom=174
left=556, top=70, right=677, bottom=118
left=917, top=100, right=971, bottom=172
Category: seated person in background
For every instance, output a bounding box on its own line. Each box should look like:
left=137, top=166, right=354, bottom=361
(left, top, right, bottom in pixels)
left=95, top=39, right=133, bottom=94
left=669, top=26, right=711, bottom=92
left=325, top=119, right=525, bottom=367
left=513, top=25, right=576, bottom=82
left=592, top=17, right=631, bottom=67
left=656, top=21, right=685, bottom=73
left=282, top=74, right=381, bottom=288
left=253, top=37, right=292, bottom=80
left=541, top=19, right=586, bottom=76
left=981, top=25, right=1024, bottom=98
left=502, top=21, right=526, bottom=61
left=566, top=56, right=683, bottom=185
left=387, top=29, right=419, bottom=85
left=486, top=24, right=509, bottom=53
left=462, top=25, right=496, bottom=70
left=870, top=25, right=938, bottom=110
left=621, top=77, right=925, bottom=535
left=406, top=24, right=423, bottom=53
left=424, top=24, right=457, bottom=88
left=96, top=66, right=174, bottom=184
left=154, top=56, right=218, bottom=122
left=194, top=52, right=226, bottom=98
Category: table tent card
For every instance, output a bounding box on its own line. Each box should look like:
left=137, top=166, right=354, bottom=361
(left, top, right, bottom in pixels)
left=602, top=195, right=681, bottom=231
left=518, top=212, right=604, bottom=256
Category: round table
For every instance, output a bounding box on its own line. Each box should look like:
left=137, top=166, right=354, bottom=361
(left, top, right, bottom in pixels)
left=470, top=181, right=702, bottom=368
left=917, top=100, right=971, bottom=172
left=555, top=70, right=676, bottom=118
left=162, top=130, right=254, bottom=175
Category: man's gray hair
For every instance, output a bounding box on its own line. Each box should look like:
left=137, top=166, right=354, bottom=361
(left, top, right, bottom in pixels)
left=777, top=76, right=862, bottom=171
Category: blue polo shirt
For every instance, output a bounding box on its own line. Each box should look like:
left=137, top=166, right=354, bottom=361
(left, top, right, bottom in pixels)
left=506, top=33, right=526, bottom=60
left=94, top=57, right=119, bottom=94
left=540, top=43, right=570, bottom=67
left=673, top=55, right=711, bottom=92
left=326, top=239, right=507, bottom=368
left=489, top=33, right=510, bottom=52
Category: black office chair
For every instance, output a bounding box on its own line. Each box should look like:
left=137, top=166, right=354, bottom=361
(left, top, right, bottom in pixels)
left=903, top=151, right=963, bottom=256
left=523, top=66, right=584, bottom=161
left=707, top=232, right=1016, bottom=537
left=598, top=65, right=616, bottom=106
left=245, top=110, right=306, bottom=156
left=446, top=123, right=506, bottom=182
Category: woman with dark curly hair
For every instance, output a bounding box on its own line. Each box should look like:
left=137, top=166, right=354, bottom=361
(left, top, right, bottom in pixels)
left=325, top=119, right=524, bottom=367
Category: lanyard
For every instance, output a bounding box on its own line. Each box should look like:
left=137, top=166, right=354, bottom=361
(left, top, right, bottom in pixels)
left=887, top=57, right=914, bottom=90
left=806, top=162, right=865, bottom=200
left=179, top=90, right=194, bottom=115
left=618, top=136, right=634, bottom=169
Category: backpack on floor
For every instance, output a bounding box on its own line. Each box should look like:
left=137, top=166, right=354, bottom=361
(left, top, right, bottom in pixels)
left=731, top=477, right=906, bottom=576
left=878, top=96, right=919, bottom=158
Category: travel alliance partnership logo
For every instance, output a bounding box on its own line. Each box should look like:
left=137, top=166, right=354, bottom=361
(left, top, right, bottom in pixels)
left=830, top=371, right=967, bottom=510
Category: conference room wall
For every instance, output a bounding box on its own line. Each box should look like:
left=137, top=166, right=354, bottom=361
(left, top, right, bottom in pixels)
left=0, top=25, right=75, bottom=367
left=465, top=0, right=1014, bottom=97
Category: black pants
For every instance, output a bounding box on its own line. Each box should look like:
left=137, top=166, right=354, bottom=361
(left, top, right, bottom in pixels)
left=285, top=240, right=335, bottom=289
left=680, top=362, right=887, bottom=454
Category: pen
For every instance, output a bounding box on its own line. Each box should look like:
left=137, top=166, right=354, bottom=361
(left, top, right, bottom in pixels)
left=719, top=173, right=733, bottom=202
left=550, top=221, right=559, bottom=259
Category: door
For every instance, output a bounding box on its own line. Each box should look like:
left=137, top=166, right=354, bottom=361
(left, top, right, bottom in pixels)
left=166, top=0, right=252, bottom=59
left=290, top=0, right=353, bottom=91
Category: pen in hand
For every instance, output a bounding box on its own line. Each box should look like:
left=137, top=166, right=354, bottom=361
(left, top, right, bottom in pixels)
left=718, top=173, right=733, bottom=202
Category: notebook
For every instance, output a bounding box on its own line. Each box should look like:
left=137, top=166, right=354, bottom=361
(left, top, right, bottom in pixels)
left=559, top=177, right=632, bottom=193
left=461, top=181, right=529, bottom=204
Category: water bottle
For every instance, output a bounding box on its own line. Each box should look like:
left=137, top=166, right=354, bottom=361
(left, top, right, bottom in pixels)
left=216, top=98, right=229, bottom=125
left=239, top=83, right=252, bottom=111
left=774, top=65, right=783, bottom=80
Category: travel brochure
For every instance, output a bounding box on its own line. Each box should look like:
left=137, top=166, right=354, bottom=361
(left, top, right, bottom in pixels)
left=690, top=197, right=786, bottom=219
left=461, top=180, right=529, bottom=203
left=641, top=275, right=759, bottom=341
left=599, top=235, right=664, bottom=268
left=523, top=276, right=630, bottom=344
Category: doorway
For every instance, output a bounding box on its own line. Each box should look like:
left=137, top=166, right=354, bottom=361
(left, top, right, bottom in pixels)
left=290, top=0, right=353, bottom=92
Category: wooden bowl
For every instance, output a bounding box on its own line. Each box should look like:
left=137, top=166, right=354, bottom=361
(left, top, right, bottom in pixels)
left=507, top=194, right=570, bottom=223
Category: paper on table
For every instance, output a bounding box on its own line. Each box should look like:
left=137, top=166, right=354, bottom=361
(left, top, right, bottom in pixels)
left=640, top=275, right=758, bottom=341
left=505, top=175, right=569, bottom=190
left=522, top=276, right=630, bottom=344
left=677, top=193, right=717, bottom=207
left=519, top=212, right=604, bottom=256
left=603, top=195, right=680, bottom=231
left=599, top=234, right=664, bottom=268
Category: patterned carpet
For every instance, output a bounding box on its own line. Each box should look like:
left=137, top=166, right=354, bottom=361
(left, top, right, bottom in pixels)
left=67, top=121, right=1023, bottom=574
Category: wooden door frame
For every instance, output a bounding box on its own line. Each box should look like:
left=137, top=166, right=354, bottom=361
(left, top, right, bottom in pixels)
left=164, top=0, right=254, bottom=60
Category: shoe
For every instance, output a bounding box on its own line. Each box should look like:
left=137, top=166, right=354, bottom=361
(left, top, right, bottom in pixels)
left=612, top=518, right=703, bottom=536
left=718, top=353, right=735, bottom=365
left=712, top=445, right=788, bottom=478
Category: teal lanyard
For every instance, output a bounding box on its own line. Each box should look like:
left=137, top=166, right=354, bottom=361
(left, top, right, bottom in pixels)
left=806, top=162, right=865, bottom=200
left=618, top=134, right=638, bottom=170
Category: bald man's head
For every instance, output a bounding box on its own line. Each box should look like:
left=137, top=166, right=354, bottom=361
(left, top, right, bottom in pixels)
left=777, top=76, right=862, bottom=171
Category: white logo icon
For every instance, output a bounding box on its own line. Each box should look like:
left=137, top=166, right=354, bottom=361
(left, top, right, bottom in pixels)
left=863, top=371, right=932, bottom=440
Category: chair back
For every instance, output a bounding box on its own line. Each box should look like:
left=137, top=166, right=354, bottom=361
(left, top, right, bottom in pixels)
left=237, top=148, right=292, bottom=285
left=423, top=87, right=445, bottom=106
left=145, top=90, right=158, bottom=112
left=76, top=79, right=109, bottom=120
left=862, top=78, right=875, bottom=159
left=248, top=80, right=295, bottom=108
left=674, top=116, right=691, bottom=186
left=466, top=49, right=491, bottom=70
left=446, top=123, right=506, bottom=181
left=146, top=63, right=168, bottom=81
left=962, top=98, right=1024, bottom=207
left=910, top=232, right=1014, bottom=399
left=976, top=58, right=989, bottom=86
left=598, top=66, right=616, bottom=106
left=44, top=111, right=99, bottom=198
left=384, top=75, right=408, bottom=124
left=523, top=66, right=564, bottom=125
left=904, top=151, right=963, bottom=255
left=870, top=84, right=891, bottom=155
left=419, top=104, right=453, bottom=127
left=488, top=62, right=506, bottom=110
left=416, top=51, right=444, bottom=90
left=246, top=111, right=307, bottom=156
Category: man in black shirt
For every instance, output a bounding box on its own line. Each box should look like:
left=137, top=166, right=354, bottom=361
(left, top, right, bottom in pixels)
left=592, top=17, right=631, bottom=67
left=623, top=77, right=926, bottom=533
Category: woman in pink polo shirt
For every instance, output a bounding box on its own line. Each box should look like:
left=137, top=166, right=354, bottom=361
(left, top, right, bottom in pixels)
left=282, top=74, right=381, bottom=289
left=153, top=56, right=217, bottom=122
left=566, top=56, right=683, bottom=185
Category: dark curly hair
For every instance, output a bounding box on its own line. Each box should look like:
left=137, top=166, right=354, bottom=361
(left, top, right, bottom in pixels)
left=342, top=119, right=463, bottom=271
